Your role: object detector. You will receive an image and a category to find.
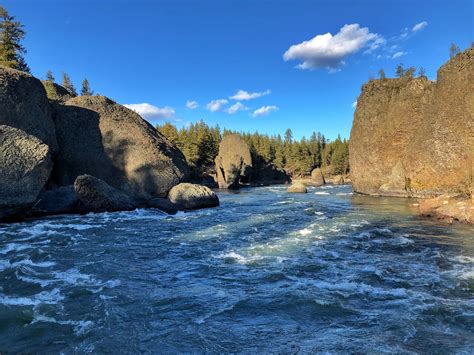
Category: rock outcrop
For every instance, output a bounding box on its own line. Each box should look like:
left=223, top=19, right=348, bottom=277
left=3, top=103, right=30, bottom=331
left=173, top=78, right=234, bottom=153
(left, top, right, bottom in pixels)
left=418, top=195, right=474, bottom=224
left=74, top=174, right=137, bottom=213
left=350, top=47, right=473, bottom=198
left=287, top=181, right=307, bottom=193
left=215, top=134, right=252, bottom=189
left=168, top=183, right=219, bottom=210
left=32, top=185, right=78, bottom=216
left=52, top=95, right=189, bottom=199
left=42, top=81, right=76, bottom=102
left=0, top=66, right=58, bottom=152
left=311, top=168, right=325, bottom=186
left=0, top=125, right=52, bottom=219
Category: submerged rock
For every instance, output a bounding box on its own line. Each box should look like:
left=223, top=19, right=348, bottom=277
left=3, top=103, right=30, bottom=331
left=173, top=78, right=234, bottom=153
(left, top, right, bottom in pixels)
left=287, top=182, right=307, bottom=193
left=310, top=168, right=325, bottom=186
left=350, top=47, right=473, bottom=198
left=215, top=134, right=252, bottom=189
left=0, top=125, right=53, bottom=220
left=53, top=95, right=189, bottom=199
left=168, top=183, right=219, bottom=210
left=0, top=66, right=58, bottom=152
left=74, top=174, right=137, bottom=213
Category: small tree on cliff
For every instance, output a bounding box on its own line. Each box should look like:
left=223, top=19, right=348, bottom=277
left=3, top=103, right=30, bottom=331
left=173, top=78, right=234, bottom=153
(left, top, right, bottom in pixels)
left=404, top=66, right=416, bottom=79
left=0, top=6, right=29, bottom=72
left=395, top=63, right=405, bottom=77
left=81, top=78, right=93, bottom=96
left=418, top=67, right=426, bottom=77
left=378, top=69, right=386, bottom=79
left=46, top=70, right=54, bottom=82
left=62, top=72, right=77, bottom=95
left=449, top=43, right=460, bottom=58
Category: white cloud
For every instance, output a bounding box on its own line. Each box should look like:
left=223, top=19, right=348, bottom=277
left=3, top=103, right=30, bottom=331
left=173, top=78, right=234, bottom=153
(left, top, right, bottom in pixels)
left=392, top=51, right=406, bottom=59
left=186, top=100, right=199, bottom=109
left=124, top=103, right=175, bottom=120
left=226, top=102, right=248, bottom=114
left=230, top=89, right=271, bottom=101
left=412, top=21, right=428, bottom=32
left=252, top=105, right=279, bottom=117
left=206, top=99, right=228, bottom=112
left=352, top=101, right=357, bottom=108
left=283, top=24, right=383, bottom=70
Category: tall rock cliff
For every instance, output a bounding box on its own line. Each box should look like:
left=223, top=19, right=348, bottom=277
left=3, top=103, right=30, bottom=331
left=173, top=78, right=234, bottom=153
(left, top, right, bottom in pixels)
left=350, top=46, right=473, bottom=198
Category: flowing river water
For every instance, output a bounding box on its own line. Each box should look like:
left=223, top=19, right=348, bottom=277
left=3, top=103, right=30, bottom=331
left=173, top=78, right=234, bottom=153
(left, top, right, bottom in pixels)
left=0, top=185, right=473, bottom=353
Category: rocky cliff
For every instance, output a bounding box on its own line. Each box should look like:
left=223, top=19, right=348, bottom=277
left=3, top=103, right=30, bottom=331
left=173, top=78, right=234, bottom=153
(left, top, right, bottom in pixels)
left=215, top=134, right=252, bottom=189
left=350, top=46, right=473, bottom=199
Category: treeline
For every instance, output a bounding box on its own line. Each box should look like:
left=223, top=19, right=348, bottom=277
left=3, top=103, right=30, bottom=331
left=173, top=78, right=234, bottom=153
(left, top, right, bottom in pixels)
left=157, top=121, right=349, bottom=179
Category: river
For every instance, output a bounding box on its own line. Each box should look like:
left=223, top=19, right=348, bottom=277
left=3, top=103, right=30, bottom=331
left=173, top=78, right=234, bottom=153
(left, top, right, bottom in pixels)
left=0, top=185, right=473, bottom=353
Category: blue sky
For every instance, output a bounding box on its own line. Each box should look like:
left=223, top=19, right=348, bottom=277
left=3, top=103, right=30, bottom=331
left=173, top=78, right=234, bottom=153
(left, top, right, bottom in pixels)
left=5, top=0, right=473, bottom=140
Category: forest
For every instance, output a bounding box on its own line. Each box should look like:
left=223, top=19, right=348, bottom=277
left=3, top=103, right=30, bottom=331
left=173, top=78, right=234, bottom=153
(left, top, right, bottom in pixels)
left=157, top=121, right=350, bottom=181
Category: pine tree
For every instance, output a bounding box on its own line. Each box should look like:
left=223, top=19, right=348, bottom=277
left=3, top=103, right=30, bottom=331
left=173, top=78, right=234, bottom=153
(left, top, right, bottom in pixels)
left=81, top=78, right=93, bottom=96
left=62, top=72, right=77, bottom=96
left=0, top=6, right=29, bottom=72
left=378, top=68, right=386, bottom=80
left=395, top=63, right=405, bottom=78
left=404, top=66, right=416, bottom=78
left=418, top=67, right=426, bottom=77
left=46, top=70, right=54, bottom=82
left=449, top=43, right=460, bottom=58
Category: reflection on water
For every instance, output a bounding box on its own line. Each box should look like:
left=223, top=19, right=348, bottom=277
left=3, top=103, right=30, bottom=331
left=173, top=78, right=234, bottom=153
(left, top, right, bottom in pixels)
left=0, top=185, right=473, bottom=353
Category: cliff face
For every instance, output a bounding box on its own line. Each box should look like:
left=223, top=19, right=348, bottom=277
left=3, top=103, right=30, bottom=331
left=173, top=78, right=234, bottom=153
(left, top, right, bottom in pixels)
left=350, top=47, right=473, bottom=198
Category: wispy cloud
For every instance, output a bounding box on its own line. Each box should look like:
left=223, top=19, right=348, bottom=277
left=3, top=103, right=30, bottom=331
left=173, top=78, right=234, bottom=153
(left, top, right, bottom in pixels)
left=412, top=21, right=428, bottom=33
left=226, top=102, right=248, bottom=114
left=252, top=105, right=279, bottom=117
left=186, top=100, right=199, bottom=109
left=124, top=103, right=175, bottom=120
left=230, top=89, right=271, bottom=101
left=206, top=99, right=228, bottom=112
left=283, top=24, right=384, bottom=70
left=352, top=101, right=357, bottom=109
left=392, top=51, right=406, bottom=59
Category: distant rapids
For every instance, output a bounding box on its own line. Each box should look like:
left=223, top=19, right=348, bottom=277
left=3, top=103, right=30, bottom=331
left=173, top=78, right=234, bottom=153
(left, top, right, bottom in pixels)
left=0, top=185, right=473, bottom=353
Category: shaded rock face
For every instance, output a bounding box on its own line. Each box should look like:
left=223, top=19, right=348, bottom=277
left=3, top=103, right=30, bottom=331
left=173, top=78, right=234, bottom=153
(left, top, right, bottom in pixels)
left=350, top=47, right=473, bottom=198
left=215, top=134, right=252, bottom=189
left=53, top=95, right=189, bottom=199
left=74, top=174, right=137, bottom=213
left=32, top=185, right=78, bottom=216
left=145, top=197, right=179, bottom=215
left=0, top=125, right=52, bottom=219
left=41, top=81, right=75, bottom=102
left=287, top=181, right=307, bottom=193
left=311, top=168, right=325, bottom=186
left=0, top=66, right=58, bottom=153
left=168, top=183, right=219, bottom=210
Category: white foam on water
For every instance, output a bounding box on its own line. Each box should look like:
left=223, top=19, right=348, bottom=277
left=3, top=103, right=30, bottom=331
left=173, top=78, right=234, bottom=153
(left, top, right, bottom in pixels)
left=298, top=228, right=312, bottom=236
left=32, top=313, right=94, bottom=336
left=314, top=192, right=330, bottom=195
left=0, top=243, right=31, bottom=254
left=336, top=192, right=353, bottom=196
left=11, top=259, right=56, bottom=268
left=0, top=288, right=63, bottom=307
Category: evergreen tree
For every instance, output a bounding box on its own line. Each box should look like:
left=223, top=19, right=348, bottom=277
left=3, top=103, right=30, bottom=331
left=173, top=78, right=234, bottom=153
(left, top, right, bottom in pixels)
left=46, top=70, right=54, bottom=82
left=378, top=68, right=386, bottom=79
left=81, top=78, right=93, bottom=96
left=395, top=63, right=405, bottom=77
left=449, top=43, right=460, bottom=58
left=418, top=67, right=426, bottom=77
left=0, top=6, right=29, bottom=72
left=62, top=72, right=77, bottom=95
left=404, top=66, right=416, bottom=78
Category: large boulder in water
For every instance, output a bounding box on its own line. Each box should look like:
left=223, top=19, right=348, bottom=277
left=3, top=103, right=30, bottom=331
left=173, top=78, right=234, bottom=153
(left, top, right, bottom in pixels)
left=32, top=185, right=78, bottom=216
left=287, top=181, right=307, bottom=193
left=168, top=183, right=219, bottom=210
left=74, top=174, right=137, bottom=213
left=52, top=95, right=189, bottom=199
left=0, top=66, right=57, bottom=152
left=310, top=168, right=325, bottom=186
left=0, top=125, right=53, bottom=219
left=215, top=134, right=252, bottom=189
left=349, top=47, right=473, bottom=198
